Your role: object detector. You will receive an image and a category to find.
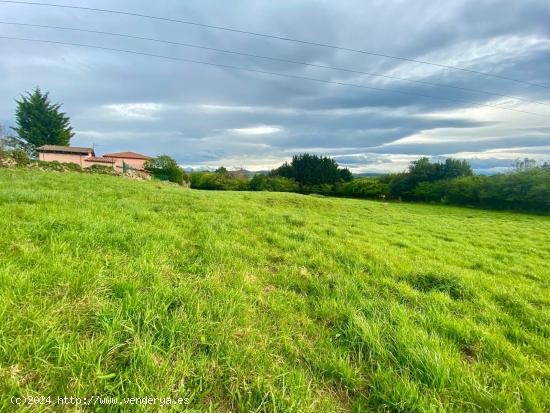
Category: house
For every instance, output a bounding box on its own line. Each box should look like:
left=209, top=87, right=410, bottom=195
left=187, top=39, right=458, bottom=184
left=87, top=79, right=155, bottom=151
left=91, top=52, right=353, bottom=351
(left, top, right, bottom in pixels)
left=37, top=145, right=95, bottom=167
left=102, top=152, right=152, bottom=173
left=36, top=145, right=151, bottom=173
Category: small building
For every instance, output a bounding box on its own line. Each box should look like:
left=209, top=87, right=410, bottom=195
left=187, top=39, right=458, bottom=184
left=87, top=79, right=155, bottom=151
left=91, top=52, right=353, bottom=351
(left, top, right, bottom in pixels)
left=37, top=145, right=95, bottom=167
left=103, top=152, right=152, bottom=173
left=36, top=146, right=152, bottom=174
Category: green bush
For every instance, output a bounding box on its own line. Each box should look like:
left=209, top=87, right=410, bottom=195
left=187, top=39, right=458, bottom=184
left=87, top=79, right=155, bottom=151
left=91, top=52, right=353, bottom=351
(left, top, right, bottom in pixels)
left=10, top=148, right=31, bottom=166
left=414, top=168, right=550, bottom=213
left=249, top=175, right=299, bottom=192
left=85, top=164, right=117, bottom=175
left=144, top=155, right=187, bottom=185
left=380, top=158, right=474, bottom=201
left=190, top=172, right=249, bottom=191
left=153, top=166, right=186, bottom=185
left=303, top=183, right=335, bottom=195
left=189, top=172, right=221, bottom=190
left=41, top=160, right=64, bottom=172
left=62, top=162, right=82, bottom=172
left=334, top=178, right=389, bottom=199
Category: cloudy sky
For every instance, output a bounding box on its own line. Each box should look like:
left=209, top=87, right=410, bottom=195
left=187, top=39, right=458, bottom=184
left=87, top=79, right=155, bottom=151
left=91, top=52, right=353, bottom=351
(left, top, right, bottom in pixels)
left=1, top=0, right=549, bottom=173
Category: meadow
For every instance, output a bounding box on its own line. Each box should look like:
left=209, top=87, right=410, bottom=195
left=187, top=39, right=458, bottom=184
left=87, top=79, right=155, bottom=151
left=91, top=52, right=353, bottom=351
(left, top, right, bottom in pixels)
left=0, top=169, right=549, bottom=412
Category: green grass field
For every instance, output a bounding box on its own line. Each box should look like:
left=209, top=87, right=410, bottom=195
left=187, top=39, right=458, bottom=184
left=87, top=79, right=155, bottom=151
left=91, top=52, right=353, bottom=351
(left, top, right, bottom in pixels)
left=1, top=169, right=549, bottom=412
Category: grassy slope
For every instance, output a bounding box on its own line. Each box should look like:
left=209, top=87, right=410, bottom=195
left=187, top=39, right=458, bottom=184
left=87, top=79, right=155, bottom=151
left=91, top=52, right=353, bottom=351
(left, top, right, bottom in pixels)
left=0, top=169, right=549, bottom=412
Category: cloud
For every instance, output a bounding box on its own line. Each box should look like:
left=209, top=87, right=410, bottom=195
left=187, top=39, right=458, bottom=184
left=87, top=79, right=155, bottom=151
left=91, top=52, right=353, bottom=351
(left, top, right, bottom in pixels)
left=0, top=0, right=549, bottom=173
left=100, top=103, right=170, bottom=121
left=228, top=125, right=283, bottom=135
left=381, top=35, right=550, bottom=84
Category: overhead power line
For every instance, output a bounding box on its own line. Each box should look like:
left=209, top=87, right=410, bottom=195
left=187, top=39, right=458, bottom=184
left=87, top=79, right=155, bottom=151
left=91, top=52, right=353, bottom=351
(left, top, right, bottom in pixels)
left=2, top=21, right=549, bottom=109
left=1, top=0, right=549, bottom=91
left=1, top=36, right=549, bottom=119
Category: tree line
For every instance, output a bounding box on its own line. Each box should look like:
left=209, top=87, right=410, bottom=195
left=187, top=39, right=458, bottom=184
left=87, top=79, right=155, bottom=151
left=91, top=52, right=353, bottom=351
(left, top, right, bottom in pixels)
left=2, top=88, right=548, bottom=212
left=190, top=154, right=550, bottom=213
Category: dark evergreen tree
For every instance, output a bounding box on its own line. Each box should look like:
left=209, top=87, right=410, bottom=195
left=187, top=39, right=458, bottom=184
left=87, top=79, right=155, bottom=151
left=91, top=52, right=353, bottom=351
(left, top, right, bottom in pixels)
left=339, top=168, right=354, bottom=182
left=12, top=87, right=74, bottom=149
left=271, top=153, right=353, bottom=185
left=270, top=162, right=294, bottom=179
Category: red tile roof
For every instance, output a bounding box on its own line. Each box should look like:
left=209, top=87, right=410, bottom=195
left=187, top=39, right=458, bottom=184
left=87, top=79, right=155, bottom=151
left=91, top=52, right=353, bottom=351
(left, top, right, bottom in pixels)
left=37, top=145, right=94, bottom=155
left=84, top=156, right=116, bottom=164
left=103, top=151, right=152, bottom=160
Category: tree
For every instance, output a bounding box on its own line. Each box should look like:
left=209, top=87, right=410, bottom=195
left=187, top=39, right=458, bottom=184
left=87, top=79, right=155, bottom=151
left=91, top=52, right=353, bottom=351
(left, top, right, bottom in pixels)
left=385, top=157, right=474, bottom=200
left=144, top=155, right=188, bottom=185
left=271, top=153, right=353, bottom=186
left=12, top=87, right=74, bottom=151
left=513, top=158, right=537, bottom=172
left=271, top=162, right=294, bottom=179
left=441, top=158, right=473, bottom=179
left=408, top=157, right=443, bottom=183
left=339, top=168, right=354, bottom=182
left=407, top=157, right=472, bottom=183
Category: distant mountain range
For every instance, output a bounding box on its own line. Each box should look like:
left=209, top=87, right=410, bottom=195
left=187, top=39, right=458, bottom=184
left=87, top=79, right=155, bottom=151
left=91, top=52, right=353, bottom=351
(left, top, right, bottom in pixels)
left=182, top=167, right=269, bottom=177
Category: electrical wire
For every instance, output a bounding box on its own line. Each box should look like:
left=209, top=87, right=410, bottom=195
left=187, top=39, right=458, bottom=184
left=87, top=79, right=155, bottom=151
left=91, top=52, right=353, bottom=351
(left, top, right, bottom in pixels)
left=1, top=35, right=549, bottom=119
left=1, top=0, right=549, bottom=90
left=1, top=20, right=548, bottom=108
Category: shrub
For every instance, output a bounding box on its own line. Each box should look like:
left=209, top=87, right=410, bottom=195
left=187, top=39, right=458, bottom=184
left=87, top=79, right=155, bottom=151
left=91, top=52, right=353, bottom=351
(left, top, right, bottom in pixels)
left=156, top=166, right=186, bottom=185
left=0, top=148, right=31, bottom=167
left=62, top=162, right=82, bottom=172
left=85, top=164, right=117, bottom=175
left=42, top=160, right=64, bottom=172
left=249, top=175, right=299, bottom=192
left=144, top=155, right=187, bottom=185
left=334, top=178, right=389, bottom=199
left=380, top=158, right=474, bottom=201
left=304, top=183, right=335, bottom=195
left=190, top=172, right=249, bottom=191
left=414, top=168, right=550, bottom=213
left=10, top=148, right=31, bottom=166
